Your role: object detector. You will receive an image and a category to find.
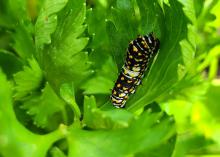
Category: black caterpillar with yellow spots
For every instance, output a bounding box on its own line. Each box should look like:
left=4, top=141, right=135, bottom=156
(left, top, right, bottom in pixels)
left=111, top=33, right=160, bottom=108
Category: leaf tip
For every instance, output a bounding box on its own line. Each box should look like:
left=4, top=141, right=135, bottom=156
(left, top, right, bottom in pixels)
left=58, top=123, right=68, bottom=135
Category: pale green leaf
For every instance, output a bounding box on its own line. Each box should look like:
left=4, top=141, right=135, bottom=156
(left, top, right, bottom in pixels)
left=83, top=96, right=134, bottom=129
left=51, top=147, right=67, bottom=157
left=14, top=57, right=43, bottom=99
left=42, top=0, right=91, bottom=90
left=0, top=70, right=65, bottom=157
left=68, top=109, right=176, bottom=157
left=35, top=0, right=68, bottom=50
left=81, top=56, right=117, bottom=94
left=21, top=82, right=66, bottom=128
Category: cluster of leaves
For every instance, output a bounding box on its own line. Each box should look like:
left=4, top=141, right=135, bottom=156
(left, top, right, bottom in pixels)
left=0, top=0, right=219, bottom=156
left=161, top=0, right=220, bottom=156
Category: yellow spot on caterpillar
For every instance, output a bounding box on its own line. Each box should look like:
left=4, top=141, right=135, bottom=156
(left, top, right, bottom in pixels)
left=113, top=90, right=117, bottom=95
left=111, top=97, right=122, bottom=103
left=133, top=67, right=140, bottom=71
left=135, top=58, right=143, bottom=62
left=123, top=86, right=128, bottom=90
left=129, top=73, right=136, bottom=77
left=129, top=55, right=133, bottom=59
left=116, top=99, right=122, bottom=103
left=122, top=100, right=126, bottom=104
left=111, top=97, right=117, bottom=101
left=127, top=80, right=132, bottom=83
left=121, top=76, right=125, bottom=80
left=129, top=88, right=134, bottom=92
left=126, top=65, right=130, bottom=69
left=133, top=46, right=138, bottom=52
left=117, top=84, right=121, bottom=88
left=123, top=69, right=129, bottom=74
left=138, top=53, right=142, bottom=56
left=119, top=93, right=126, bottom=97
left=144, top=43, right=149, bottom=48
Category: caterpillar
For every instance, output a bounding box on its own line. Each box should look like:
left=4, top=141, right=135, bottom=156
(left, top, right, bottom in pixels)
left=111, top=33, right=160, bottom=108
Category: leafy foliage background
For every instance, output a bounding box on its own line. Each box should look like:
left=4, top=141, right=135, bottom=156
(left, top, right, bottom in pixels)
left=0, top=0, right=220, bottom=157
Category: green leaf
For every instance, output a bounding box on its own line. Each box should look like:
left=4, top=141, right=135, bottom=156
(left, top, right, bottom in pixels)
left=133, top=103, right=176, bottom=157
left=60, top=83, right=81, bottom=121
left=204, top=81, right=220, bottom=120
left=106, top=0, right=138, bottom=69
left=0, top=50, right=22, bottom=78
left=68, top=110, right=176, bottom=157
left=0, top=27, right=12, bottom=50
left=85, top=3, right=118, bottom=95
left=0, top=0, right=29, bottom=27
left=42, top=0, right=91, bottom=90
left=0, top=0, right=35, bottom=60
left=159, top=75, right=209, bottom=103
left=35, top=0, right=68, bottom=51
left=51, top=147, right=67, bottom=157
left=173, top=134, right=215, bottom=157
left=14, top=57, right=43, bottom=100
left=12, top=24, right=35, bottom=59
left=193, top=0, right=204, bottom=18
left=0, top=69, right=14, bottom=118
left=21, top=82, right=66, bottom=128
left=0, top=70, right=65, bottom=157
left=83, top=96, right=134, bottom=129
left=86, top=3, right=108, bottom=49
left=195, top=0, right=220, bottom=55
left=81, top=56, right=117, bottom=95
left=86, top=3, right=114, bottom=74
left=7, top=0, right=28, bottom=21
left=135, top=136, right=176, bottom=157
